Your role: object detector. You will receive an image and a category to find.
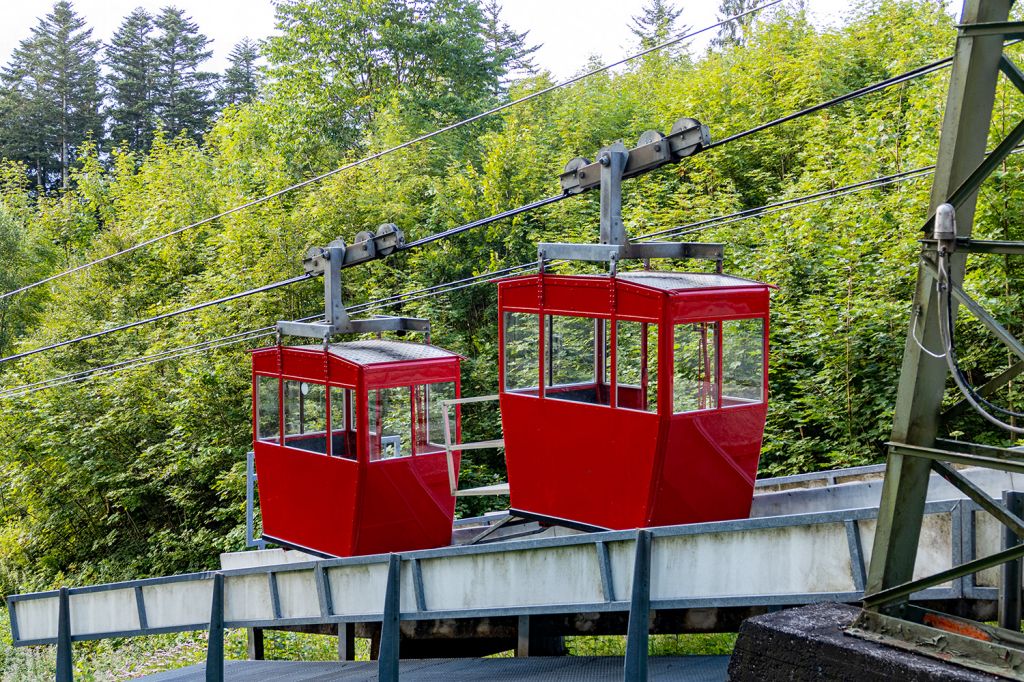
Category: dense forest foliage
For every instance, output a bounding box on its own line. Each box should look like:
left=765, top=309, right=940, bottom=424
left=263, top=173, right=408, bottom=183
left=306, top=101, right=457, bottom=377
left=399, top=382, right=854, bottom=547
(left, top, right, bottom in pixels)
left=0, top=0, right=1022, bottom=597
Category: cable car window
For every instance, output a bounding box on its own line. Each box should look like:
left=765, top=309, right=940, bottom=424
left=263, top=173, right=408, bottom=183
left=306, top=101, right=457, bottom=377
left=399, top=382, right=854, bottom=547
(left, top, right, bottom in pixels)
left=330, top=386, right=356, bottom=459
left=504, top=312, right=540, bottom=395
left=283, top=380, right=328, bottom=453
left=617, top=321, right=658, bottom=412
left=544, top=315, right=611, bottom=406
left=674, top=323, right=720, bottom=413
left=722, top=318, right=764, bottom=406
left=256, top=376, right=280, bottom=442
left=369, top=387, right=413, bottom=461
left=415, top=382, right=456, bottom=454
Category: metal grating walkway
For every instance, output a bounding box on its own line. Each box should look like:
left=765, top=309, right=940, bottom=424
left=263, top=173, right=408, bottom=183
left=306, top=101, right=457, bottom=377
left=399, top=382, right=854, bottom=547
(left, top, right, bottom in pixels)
left=139, top=656, right=730, bottom=681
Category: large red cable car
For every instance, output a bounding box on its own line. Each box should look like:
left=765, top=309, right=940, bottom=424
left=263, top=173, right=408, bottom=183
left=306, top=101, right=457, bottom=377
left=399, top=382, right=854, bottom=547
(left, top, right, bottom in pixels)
left=497, top=271, right=770, bottom=530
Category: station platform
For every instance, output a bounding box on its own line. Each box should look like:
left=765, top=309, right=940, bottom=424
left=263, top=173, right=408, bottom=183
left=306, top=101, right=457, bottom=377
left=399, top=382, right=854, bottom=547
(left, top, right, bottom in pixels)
left=140, top=655, right=730, bottom=681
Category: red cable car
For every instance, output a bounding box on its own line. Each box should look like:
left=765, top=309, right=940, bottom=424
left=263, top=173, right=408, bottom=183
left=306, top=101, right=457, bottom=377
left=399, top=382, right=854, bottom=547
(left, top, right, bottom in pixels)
left=249, top=226, right=464, bottom=557
left=251, top=340, right=463, bottom=557
left=498, top=271, right=770, bottom=530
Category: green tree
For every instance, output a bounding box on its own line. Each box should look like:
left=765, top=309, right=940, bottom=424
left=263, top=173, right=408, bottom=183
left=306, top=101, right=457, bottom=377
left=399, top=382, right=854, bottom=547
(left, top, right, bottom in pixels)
left=105, top=8, right=157, bottom=151
left=218, top=38, right=261, bottom=108
left=265, top=0, right=510, bottom=152
left=630, top=0, right=687, bottom=49
left=715, top=0, right=756, bottom=46
left=0, top=1, right=102, bottom=189
left=481, top=0, right=539, bottom=87
left=151, top=7, right=216, bottom=141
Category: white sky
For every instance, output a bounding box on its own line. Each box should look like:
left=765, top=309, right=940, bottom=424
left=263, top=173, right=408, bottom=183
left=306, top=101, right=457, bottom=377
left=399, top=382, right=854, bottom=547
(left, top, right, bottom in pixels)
left=0, top=0, right=871, bottom=77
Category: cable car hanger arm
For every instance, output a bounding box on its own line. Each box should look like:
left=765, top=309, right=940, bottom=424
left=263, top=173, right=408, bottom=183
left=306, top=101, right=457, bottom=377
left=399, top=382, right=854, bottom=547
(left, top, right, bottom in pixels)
left=541, top=117, right=723, bottom=273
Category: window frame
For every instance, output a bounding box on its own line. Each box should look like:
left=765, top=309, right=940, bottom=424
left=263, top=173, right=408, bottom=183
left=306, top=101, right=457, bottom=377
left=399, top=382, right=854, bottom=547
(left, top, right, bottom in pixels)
left=254, top=373, right=283, bottom=445
left=720, top=316, right=767, bottom=408
left=502, top=310, right=543, bottom=397
left=281, top=379, right=329, bottom=455
left=669, top=314, right=768, bottom=415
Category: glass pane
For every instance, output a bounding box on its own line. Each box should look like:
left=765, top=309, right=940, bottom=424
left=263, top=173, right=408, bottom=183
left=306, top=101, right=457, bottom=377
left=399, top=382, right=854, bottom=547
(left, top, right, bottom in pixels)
left=673, top=323, right=719, bottom=413
left=504, top=312, right=539, bottom=394
left=257, top=376, right=279, bottom=442
left=616, top=321, right=658, bottom=412
left=546, top=315, right=595, bottom=387
left=330, top=387, right=346, bottom=431
left=415, top=382, right=456, bottom=454
left=330, top=386, right=355, bottom=459
left=722, top=318, right=765, bottom=405
left=545, top=315, right=610, bottom=405
left=369, top=387, right=412, bottom=461
left=283, top=380, right=328, bottom=453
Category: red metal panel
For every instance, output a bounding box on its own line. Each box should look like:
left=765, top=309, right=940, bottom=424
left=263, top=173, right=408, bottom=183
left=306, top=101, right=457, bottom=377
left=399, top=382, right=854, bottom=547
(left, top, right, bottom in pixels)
left=647, top=405, right=767, bottom=526
left=498, top=271, right=772, bottom=531
left=363, top=359, right=461, bottom=389
left=253, top=440, right=359, bottom=556
left=666, top=287, right=770, bottom=323
left=250, top=347, right=282, bottom=374
left=501, top=394, right=661, bottom=529
left=354, top=452, right=457, bottom=555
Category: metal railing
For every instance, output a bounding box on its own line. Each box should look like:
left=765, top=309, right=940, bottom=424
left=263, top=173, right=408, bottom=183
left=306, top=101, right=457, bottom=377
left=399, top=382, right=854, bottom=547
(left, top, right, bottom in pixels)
left=441, top=395, right=509, bottom=497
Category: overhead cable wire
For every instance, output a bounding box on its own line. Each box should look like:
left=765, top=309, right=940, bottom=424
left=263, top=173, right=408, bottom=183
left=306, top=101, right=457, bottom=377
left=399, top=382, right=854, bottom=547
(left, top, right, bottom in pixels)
left=706, top=56, right=954, bottom=150
left=0, top=52, right=956, bottom=371
left=0, top=273, right=314, bottom=366
left=0, top=0, right=784, bottom=304
left=0, top=162, right=945, bottom=400
left=0, top=260, right=544, bottom=399
left=0, top=261, right=543, bottom=400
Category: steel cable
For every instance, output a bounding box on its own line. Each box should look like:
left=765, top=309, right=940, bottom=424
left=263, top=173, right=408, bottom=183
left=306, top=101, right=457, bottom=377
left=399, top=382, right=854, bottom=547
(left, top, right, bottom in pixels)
left=0, top=51, right=955, bottom=379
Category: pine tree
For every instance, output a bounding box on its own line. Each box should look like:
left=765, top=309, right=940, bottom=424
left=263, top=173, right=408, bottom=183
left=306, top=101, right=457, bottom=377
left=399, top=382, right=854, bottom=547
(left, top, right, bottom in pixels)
left=630, top=0, right=687, bottom=50
left=0, top=1, right=102, bottom=189
left=218, top=38, right=260, bottom=108
left=105, top=8, right=156, bottom=151
left=480, top=0, right=539, bottom=88
left=151, top=7, right=216, bottom=141
left=715, top=0, right=756, bottom=47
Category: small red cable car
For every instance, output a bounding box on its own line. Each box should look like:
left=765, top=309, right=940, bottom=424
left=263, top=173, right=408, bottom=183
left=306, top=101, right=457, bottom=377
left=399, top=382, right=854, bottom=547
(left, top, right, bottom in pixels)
left=497, top=271, right=770, bottom=530
left=251, top=340, right=462, bottom=557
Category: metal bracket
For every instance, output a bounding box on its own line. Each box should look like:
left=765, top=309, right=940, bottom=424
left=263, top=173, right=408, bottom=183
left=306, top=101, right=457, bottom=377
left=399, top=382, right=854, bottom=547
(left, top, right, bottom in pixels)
left=558, top=117, right=710, bottom=195
left=276, top=224, right=431, bottom=341
left=848, top=605, right=1024, bottom=679
left=542, top=117, right=718, bottom=271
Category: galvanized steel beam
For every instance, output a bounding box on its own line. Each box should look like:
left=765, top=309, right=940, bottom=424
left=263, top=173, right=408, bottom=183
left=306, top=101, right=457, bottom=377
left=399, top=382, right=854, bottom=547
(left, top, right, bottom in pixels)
left=999, top=491, right=1024, bottom=630
left=379, top=554, right=401, bottom=682
left=56, top=587, right=72, bottom=682
left=624, top=530, right=652, bottom=681
left=867, top=0, right=1013, bottom=598
left=206, top=573, right=224, bottom=682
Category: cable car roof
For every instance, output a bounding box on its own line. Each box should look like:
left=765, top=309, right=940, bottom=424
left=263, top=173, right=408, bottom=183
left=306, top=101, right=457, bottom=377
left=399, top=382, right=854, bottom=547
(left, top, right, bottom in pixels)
left=617, top=271, right=766, bottom=292
left=295, top=340, right=461, bottom=366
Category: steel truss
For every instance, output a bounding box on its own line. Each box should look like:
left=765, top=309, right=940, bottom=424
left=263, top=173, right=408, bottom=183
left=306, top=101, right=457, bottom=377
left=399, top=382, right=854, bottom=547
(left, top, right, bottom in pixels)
left=859, top=0, right=1024, bottom=676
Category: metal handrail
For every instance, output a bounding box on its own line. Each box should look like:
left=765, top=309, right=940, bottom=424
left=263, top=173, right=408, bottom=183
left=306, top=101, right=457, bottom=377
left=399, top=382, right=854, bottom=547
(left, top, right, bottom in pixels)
left=441, top=395, right=509, bottom=497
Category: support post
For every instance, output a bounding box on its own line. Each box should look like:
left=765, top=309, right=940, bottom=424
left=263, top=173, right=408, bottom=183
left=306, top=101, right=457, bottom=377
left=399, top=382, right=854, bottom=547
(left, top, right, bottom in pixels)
left=55, top=587, right=72, bottom=682
left=378, top=554, right=401, bottom=682
left=338, top=622, right=355, bottom=661
left=624, top=529, right=652, bottom=682
left=246, top=627, right=264, bottom=660
left=516, top=615, right=530, bottom=658
left=206, top=573, right=225, bottom=682
left=866, top=0, right=1013, bottom=598
left=1000, top=491, right=1024, bottom=630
